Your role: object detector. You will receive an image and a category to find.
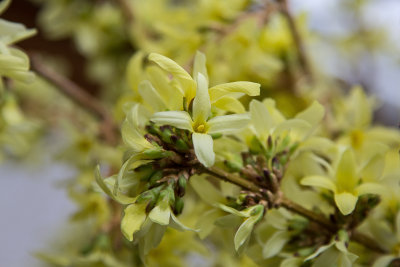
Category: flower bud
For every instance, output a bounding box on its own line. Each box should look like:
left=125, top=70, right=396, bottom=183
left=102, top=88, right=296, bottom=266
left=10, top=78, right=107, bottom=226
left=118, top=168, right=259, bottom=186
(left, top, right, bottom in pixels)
left=176, top=175, right=187, bottom=197
left=136, top=191, right=154, bottom=204
left=143, top=148, right=173, bottom=159
left=149, top=171, right=163, bottom=186
left=176, top=138, right=189, bottom=151
left=174, top=197, right=184, bottom=215
left=225, top=159, right=243, bottom=172
left=210, top=133, right=222, bottom=139
left=249, top=136, right=263, bottom=154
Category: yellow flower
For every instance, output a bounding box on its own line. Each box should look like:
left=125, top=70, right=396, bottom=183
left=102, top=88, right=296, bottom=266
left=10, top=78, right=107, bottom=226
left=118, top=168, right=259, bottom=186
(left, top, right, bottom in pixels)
left=151, top=72, right=251, bottom=167
left=301, top=147, right=386, bottom=215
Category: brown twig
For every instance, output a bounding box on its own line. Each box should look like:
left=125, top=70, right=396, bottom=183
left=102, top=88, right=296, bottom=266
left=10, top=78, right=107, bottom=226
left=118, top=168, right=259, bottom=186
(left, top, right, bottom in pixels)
left=30, top=53, right=118, bottom=145
left=202, top=166, right=262, bottom=192
left=277, top=0, right=314, bottom=83
left=204, top=165, right=387, bottom=254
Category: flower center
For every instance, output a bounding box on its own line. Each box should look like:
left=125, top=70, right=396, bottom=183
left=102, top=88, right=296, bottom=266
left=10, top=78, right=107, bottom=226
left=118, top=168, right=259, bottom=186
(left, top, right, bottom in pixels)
left=196, top=124, right=206, bottom=133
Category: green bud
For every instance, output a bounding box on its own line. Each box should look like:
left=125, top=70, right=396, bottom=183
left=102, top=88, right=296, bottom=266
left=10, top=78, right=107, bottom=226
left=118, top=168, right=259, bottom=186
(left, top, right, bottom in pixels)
left=287, top=216, right=308, bottom=232
left=166, top=183, right=176, bottom=205
left=176, top=175, right=187, bottom=197
left=136, top=191, right=154, bottom=204
left=250, top=205, right=264, bottom=216
left=297, top=247, right=315, bottom=257
left=267, top=135, right=273, bottom=150
left=160, top=127, right=173, bottom=144
left=137, top=165, right=156, bottom=181
left=210, top=133, right=222, bottom=139
left=145, top=123, right=161, bottom=136
left=277, top=134, right=291, bottom=152
left=174, top=197, right=184, bottom=215
left=225, top=160, right=243, bottom=172
left=143, top=148, right=172, bottom=159
left=249, top=136, right=263, bottom=154
left=237, top=193, right=247, bottom=205
left=158, top=185, right=175, bottom=206
left=175, top=138, right=189, bottom=151
left=149, top=171, right=163, bottom=186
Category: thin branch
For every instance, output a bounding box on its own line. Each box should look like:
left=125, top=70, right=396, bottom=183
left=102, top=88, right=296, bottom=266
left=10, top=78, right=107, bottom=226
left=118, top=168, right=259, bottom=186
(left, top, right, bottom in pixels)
left=277, top=0, right=314, bottom=83
left=204, top=165, right=387, bottom=253
left=30, top=53, right=118, bottom=145
left=280, top=196, right=336, bottom=232
left=202, top=166, right=262, bottom=192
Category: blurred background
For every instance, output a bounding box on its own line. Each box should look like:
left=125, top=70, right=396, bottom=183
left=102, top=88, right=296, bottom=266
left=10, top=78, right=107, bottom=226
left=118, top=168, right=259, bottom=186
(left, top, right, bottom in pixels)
left=1, top=0, right=399, bottom=266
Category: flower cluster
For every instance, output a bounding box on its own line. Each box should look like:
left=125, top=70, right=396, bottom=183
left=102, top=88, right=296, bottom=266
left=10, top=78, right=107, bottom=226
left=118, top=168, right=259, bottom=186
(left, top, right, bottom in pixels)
left=94, top=52, right=400, bottom=266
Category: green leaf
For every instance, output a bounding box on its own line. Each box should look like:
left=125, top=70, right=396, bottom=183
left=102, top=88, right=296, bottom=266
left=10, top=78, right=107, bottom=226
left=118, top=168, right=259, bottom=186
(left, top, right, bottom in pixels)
left=234, top=205, right=264, bottom=251
left=217, top=203, right=246, bottom=217
left=121, top=203, right=147, bottom=241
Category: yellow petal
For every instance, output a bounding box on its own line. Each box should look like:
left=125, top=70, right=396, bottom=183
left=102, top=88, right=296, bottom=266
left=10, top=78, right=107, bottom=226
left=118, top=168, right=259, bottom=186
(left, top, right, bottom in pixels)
left=334, top=192, right=358, bottom=215
left=192, top=133, right=215, bottom=167
left=149, top=53, right=196, bottom=103
left=151, top=111, right=193, bottom=131
left=192, top=73, right=211, bottom=123
left=138, top=80, right=166, bottom=112
left=335, top=148, right=358, bottom=192
left=193, top=51, right=208, bottom=84
left=301, top=175, right=336, bottom=192
left=209, top=81, right=260, bottom=101
left=121, top=203, right=147, bottom=241
left=295, top=101, right=325, bottom=127
left=212, top=96, right=246, bottom=114
left=208, top=114, right=250, bottom=134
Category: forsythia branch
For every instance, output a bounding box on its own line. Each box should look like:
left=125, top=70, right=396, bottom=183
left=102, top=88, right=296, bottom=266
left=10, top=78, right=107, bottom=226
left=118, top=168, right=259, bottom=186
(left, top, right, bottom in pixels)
left=30, top=53, right=118, bottom=145
left=277, top=0, right=314, bottom=83
left=204, top=165, right=387, bottom=253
